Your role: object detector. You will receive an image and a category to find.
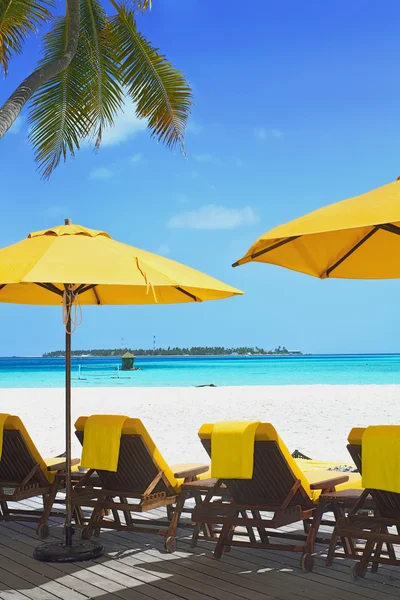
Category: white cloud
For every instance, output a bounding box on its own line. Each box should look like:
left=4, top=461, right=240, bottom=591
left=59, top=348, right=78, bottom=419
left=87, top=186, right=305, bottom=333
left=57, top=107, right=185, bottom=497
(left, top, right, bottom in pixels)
left=130, top=153, right=143, bottom=164
left=193, top=153, right=221, bottom=165
left=167, top=204, right=259, bottom=230
left=9, top=116, right=24, bottom=135
left=156, top=244, right=171, bottom=256
left=254, top=127, right=283, bottom=140
left=101, top=100, right=147, bottom=147
left=187, top=120, right=204, bottom=134
left=235, top=159, right=245, bottom=167
left=89, top=167, right=114, bottom=180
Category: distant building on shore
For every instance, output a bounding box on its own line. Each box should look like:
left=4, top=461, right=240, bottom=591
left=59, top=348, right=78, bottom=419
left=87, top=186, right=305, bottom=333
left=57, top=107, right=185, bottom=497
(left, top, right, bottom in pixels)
left=121, top=351, right=135, bottom=370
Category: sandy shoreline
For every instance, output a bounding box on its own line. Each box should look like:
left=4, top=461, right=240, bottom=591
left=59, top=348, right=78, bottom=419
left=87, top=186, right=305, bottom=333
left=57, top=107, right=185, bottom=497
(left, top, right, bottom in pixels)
left=2, top=385, right=399, bottom=465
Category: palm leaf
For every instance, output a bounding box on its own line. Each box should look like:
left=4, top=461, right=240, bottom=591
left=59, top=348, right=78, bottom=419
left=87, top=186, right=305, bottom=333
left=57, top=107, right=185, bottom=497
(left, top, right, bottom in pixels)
left=132, top=0, right=152, bottom=12
left=80, top=0, right=123, bottom=148
left=0, top=0, right=53, bottom=75
left=110, top=3, right=192, bottom=151
left=28, top=13, right=93, bottom=179
left=29, top=0, right=124, bottom=178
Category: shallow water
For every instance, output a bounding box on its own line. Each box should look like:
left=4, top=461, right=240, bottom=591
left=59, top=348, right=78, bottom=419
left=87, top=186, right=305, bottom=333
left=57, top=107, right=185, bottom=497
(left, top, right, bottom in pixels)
left=1, top=354, right=400, bottom=387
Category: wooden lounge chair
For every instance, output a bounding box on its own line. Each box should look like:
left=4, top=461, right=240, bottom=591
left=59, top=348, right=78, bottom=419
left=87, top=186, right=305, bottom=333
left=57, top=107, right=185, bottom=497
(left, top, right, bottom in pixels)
left=327, top=426, right=400, bottom=579
left=73, top=416, right=209, bottom=551
left=0, top=415, right=78, bottom=538
left=192, top=422, right=362, bottom=571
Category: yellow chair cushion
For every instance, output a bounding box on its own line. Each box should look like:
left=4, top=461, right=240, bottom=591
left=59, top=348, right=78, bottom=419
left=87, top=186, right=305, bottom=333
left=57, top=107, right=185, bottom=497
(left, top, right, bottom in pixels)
left=295, top=458, right=355, bottom=472
left=348, top=427, right=366, bottom=445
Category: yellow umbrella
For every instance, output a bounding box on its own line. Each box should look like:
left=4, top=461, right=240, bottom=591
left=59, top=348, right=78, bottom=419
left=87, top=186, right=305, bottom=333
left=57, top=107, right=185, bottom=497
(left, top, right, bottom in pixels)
left=0, top=219, right=242, bottom=562
left=233, top=177, right=400, bottom=279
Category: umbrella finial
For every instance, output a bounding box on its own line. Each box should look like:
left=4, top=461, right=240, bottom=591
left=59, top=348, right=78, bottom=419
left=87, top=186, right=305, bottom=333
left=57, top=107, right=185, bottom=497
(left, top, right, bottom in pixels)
left=65, top=218, right=72, bottom=225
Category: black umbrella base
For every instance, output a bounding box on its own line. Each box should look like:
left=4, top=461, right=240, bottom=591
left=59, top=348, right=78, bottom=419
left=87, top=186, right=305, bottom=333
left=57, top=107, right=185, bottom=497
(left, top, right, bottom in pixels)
left=33, top=540, right=103, bottom=562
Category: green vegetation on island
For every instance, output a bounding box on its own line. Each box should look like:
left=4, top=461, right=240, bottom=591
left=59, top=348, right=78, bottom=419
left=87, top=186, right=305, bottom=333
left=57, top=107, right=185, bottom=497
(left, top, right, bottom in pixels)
left=43, top=346, right=303, bottom=358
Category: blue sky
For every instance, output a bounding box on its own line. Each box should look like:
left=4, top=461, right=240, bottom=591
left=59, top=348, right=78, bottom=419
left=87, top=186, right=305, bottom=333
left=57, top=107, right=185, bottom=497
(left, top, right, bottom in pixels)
left=1, top=0, right=400, bottom=355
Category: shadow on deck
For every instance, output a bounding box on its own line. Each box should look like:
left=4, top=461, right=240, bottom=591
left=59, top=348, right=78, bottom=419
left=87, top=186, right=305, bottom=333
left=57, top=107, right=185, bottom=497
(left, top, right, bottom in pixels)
left=1, top=499, right=400, bottom=600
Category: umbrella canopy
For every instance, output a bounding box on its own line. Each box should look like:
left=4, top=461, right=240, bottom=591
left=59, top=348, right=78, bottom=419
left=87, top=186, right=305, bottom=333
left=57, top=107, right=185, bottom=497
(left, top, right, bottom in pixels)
left=233, top=178, right=400, bottom=279
left=0, top=220, right=242, bottom=561
left=0, top=222, right=242, bottom=303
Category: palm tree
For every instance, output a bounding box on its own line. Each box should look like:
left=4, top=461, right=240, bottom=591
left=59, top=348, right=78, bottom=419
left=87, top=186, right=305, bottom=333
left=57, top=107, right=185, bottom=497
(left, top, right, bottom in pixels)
left=0, top=0, right=192, bottom=177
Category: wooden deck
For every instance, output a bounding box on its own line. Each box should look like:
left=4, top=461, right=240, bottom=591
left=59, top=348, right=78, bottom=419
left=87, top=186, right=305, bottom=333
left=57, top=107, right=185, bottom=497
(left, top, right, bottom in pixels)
left=1, top=497, right=400, bottom=600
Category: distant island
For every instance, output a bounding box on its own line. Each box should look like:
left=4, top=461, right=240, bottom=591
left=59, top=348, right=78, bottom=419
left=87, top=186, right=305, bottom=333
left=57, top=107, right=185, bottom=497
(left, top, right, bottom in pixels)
left=43, top=346, right=303, bottom=357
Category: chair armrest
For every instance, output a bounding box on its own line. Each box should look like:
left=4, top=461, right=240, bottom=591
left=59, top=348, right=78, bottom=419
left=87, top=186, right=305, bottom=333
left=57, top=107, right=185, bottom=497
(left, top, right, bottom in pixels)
left=309, top=475, right=349, bottom=490
left=173, top=464, right=209, bottom=479
left=47, top=458, right=80, bottom=472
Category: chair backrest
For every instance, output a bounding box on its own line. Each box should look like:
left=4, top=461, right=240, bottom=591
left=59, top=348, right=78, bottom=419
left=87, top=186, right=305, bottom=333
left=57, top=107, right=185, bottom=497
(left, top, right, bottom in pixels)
left=347, top=426, right=400, bottom=518
left=0, top=416, right=52, bottom=488
left=75, top=417, right=177, bottom=497
left=198, top=423, right=314, bottom=510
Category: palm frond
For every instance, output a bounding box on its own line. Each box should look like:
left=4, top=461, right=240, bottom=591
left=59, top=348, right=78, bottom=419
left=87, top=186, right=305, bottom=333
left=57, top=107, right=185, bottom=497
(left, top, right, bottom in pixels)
left=28, top=0, right=125, bottom=177
left=110, top=4, right=192, bottom=151
left=0, top=0, right=53, bottom=75
left=132, top=0, right=152, bottom=12
left=28, top=13, right=93, bottom=179
left=80, top=0, right=123, bottom=148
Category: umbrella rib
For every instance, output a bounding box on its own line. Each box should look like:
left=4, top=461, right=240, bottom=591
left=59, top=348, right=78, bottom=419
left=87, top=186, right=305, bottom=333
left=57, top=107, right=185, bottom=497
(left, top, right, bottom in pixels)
left=378, top=223, right=400, bottom=236
left=35, top=282, right=64, bottom=296
left=92, top=287, right=101, bottom=305
left=78, top=284, right=97, bottom=295
left=175, top=286, right=199, bottom=302
left=325, top=227, right=379, bottom=278
left=232, top=236, right=300, bottom=267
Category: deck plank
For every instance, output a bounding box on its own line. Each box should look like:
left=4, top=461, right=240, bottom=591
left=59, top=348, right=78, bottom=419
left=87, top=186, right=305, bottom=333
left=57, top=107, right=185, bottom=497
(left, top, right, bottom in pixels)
left=2, top=498, right=400, bottom=600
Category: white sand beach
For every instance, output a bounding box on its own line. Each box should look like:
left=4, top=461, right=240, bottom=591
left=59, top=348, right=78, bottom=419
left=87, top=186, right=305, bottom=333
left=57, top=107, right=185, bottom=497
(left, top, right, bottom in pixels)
left=2, top=384, right=400, bottom=464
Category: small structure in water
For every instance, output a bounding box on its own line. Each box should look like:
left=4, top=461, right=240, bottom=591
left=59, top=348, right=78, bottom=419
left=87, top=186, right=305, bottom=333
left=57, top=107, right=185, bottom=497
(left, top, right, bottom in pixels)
left=121, top=351, right=136, bottom=371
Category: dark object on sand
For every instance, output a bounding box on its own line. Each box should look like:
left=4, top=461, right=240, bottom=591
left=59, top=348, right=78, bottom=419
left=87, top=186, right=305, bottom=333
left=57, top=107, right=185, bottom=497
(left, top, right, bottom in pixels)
left=196, top=383, right=217, bottom=387
left=291, top=449, right=312, bottom=460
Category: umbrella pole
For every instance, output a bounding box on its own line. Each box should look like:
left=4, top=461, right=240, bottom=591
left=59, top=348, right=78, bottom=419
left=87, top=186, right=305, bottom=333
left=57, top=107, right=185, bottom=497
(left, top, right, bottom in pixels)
left=33, top=289, right=103, bottom=562
left=65, top=306, right=73, bottom=546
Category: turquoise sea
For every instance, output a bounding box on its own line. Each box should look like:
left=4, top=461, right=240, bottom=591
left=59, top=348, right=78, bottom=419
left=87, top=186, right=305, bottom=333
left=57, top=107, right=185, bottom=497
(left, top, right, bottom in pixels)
left=1, top=354, right=400, bottom=388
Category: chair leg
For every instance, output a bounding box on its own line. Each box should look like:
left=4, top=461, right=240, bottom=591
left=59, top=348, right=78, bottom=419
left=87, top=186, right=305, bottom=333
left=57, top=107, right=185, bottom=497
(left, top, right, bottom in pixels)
left=306, top=505, right=323, bottom=554
left=371, top=541, right=382, bottom=573
left=326, top=521, right=343, bottom=567
left=0, top=499, right=9, bottom=517
left=383, top=526, right=396, bottom=561
left=36, top=479, right=59, bottom=538
left=120, top=497, right=133, bottom=527
left=332, top=503, right=355, bottom=556
left=240, top=510, right=256, bottom=545
left=358, top=539, right=376, bottom=577
left=166, top=493, right=187, bottom=543
left=166, top=504, right=174, bottom=521
left=214, top=519, right=232, bottom=559
left=252, top=510, right=269, bottom=544
left=82, top=503, right=102, bottom=539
